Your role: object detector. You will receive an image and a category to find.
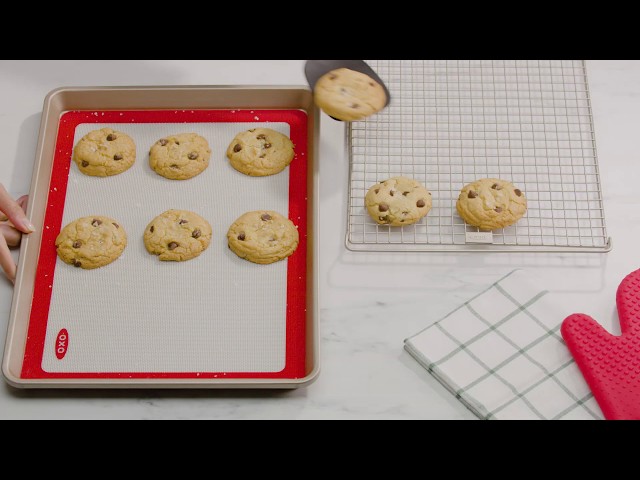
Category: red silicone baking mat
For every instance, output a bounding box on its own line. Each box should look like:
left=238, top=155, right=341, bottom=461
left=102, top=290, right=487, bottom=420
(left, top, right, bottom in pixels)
left=20, top=109, right=307, bottom=380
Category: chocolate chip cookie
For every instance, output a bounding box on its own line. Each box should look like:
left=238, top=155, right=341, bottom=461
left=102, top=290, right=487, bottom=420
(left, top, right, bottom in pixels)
left=144, top=209, right=212, bottom=262
left=226, top=128, right=295, bottom=177
left=149, top=133, right=211, bottom=180
left=55, top=215, right=127, bottom=269
left=72, top=128, right=136, bottom=177
left=456, top=178, right=527, bottom=230
left=314, top=68, right=387, bottom=121
left=227, top=210, right=299, bottom=264
left=365, top=177, right=432, bottom=226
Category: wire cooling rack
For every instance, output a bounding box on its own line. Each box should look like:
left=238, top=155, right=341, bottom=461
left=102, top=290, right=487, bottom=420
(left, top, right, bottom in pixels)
left=346, top=60, right=611, bottom=252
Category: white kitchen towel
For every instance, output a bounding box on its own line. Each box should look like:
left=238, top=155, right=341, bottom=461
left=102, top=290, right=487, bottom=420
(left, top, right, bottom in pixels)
left=404, top=270, right=604, bottom=420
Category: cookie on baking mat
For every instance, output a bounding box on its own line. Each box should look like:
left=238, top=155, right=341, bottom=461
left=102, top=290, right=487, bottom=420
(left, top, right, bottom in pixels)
left=365, top=176, right=432, bottom=226
left=226, top=128, right=294, bottom=177
left=227, top=210, right=299, bottom=265
left=72, top=128, right=136, bottom=177
left=144, top=209, right=212, bottom=262
left=55, top=216, right=127, bottom=269
left=314, top=68, right=387, bottom=121
left=149, top=133, right=211, bottom=180
left=456, top=178, right=527, bottom=230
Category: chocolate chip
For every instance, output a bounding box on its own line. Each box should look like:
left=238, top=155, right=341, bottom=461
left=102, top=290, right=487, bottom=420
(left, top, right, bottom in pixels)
left=468, top=191, right=478, bottom=199
left=369, top=82, right=375, bottom=87
left=91, top=219, right=102, bottom=227
left=168, top=242, right=178, bottom=250
left=417, top=199, right=426, bottom=208
left=329, top=74, right=337, bottom=80
left=375, top=189, right=380, bottom=194
left=389, top=190, right=395, bottom=196
left=259, top=154, right=266, bottom=158
left=403, top=191, right=409, bottom=196
left=248, top=129, right=256, bottom=132
left=237, top=232, right=246, bottom=241
left=159, top=139, right=168, bottom=146
left=113, top=154, right=123, bottom=161
left=350, top=103, right=360, bottom=109
left=72, top=241, right=82, bottom=248
left=73, top=260, right=82, bottom=268
left=81, top=160, right=89, bottom=167
left=402, top=211, right=409, bottom=215
left=491, top=183, right=502, bottom=190
left=179, top=219, right=188, bottom=225
left=233, top=144, right=242, bottom=152
left=495, top=207, right=503, bottom=213
left=256, top=134, right=266, bottom=140
left=175, top=141, right=180, bottom=145
left=264, top=143, right=272, bottom=149
left=150, top=226, right=154, bottom=233
left=170, top=164, right=179, bottom=168
left=112, top=223, right=119, bottom=229
left=261, top=213, right=272, bottom=221
left=192, top=229, right=201, bottom=239
left=514, top=189, right=522, bottom=196
left=379, top=203, right=389, bottom=212
left=106, top=134, right=116, bottom=141
left=188, top=152, right=198, bottom=160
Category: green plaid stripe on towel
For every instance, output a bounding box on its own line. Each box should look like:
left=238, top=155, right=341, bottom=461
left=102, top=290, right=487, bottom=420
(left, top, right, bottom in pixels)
left=404, top=270, right=604, bottom=420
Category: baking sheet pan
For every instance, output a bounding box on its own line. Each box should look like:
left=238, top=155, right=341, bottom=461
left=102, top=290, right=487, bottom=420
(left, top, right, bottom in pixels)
left=2, top=86, right=319, bottom=388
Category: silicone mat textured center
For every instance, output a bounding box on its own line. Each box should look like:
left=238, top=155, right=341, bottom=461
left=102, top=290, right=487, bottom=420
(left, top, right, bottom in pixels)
left=562, top=269, right=640, bottom=420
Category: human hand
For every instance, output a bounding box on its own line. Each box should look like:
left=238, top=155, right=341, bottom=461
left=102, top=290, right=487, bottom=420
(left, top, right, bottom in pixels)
left=0, top=184, right=34, bottom=283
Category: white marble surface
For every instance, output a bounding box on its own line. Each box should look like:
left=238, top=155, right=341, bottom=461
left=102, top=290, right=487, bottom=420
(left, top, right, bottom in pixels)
left=0, top=60, right=637, bottom=419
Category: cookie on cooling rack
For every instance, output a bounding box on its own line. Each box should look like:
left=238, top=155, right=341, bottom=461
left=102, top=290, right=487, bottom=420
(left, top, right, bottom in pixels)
left=227, top=210, right=299, bottom=265
left=314, top=68, right=387, bottom=121
left=73, top=128, right=136, bottom=177
left=55, top=216, right=127, bottom=269
left=226, top=128, right=294, bottom=176
left=456, top=178, right=527, bottom=230
left=365, top=176, right=432, bottom=226
left=149, top=133, right=211, bottom=180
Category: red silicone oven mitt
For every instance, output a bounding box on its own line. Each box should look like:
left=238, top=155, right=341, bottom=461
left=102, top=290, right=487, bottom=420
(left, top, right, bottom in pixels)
left=561, top=269, right=640, bottom=420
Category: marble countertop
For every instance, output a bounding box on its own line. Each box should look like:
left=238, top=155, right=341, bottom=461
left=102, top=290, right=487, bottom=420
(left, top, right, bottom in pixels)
left=0, top=60, right=638, bottom=419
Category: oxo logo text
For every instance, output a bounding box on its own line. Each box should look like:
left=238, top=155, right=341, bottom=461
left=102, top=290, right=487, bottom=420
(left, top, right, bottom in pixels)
left=55, top=329, right=69, bottom=359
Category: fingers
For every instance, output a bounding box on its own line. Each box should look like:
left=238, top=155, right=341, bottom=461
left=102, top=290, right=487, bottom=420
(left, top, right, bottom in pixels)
left=16, top=195, right=28, bottom=213
left=0, top=233, right=16, bottom=284
left=0, top=185, right=34, bottom=234
left=0, top=223, right=22, bottom=247
left=0, top=191, right=28, bottom=283
left=0, top=195, right=29, bottom=224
